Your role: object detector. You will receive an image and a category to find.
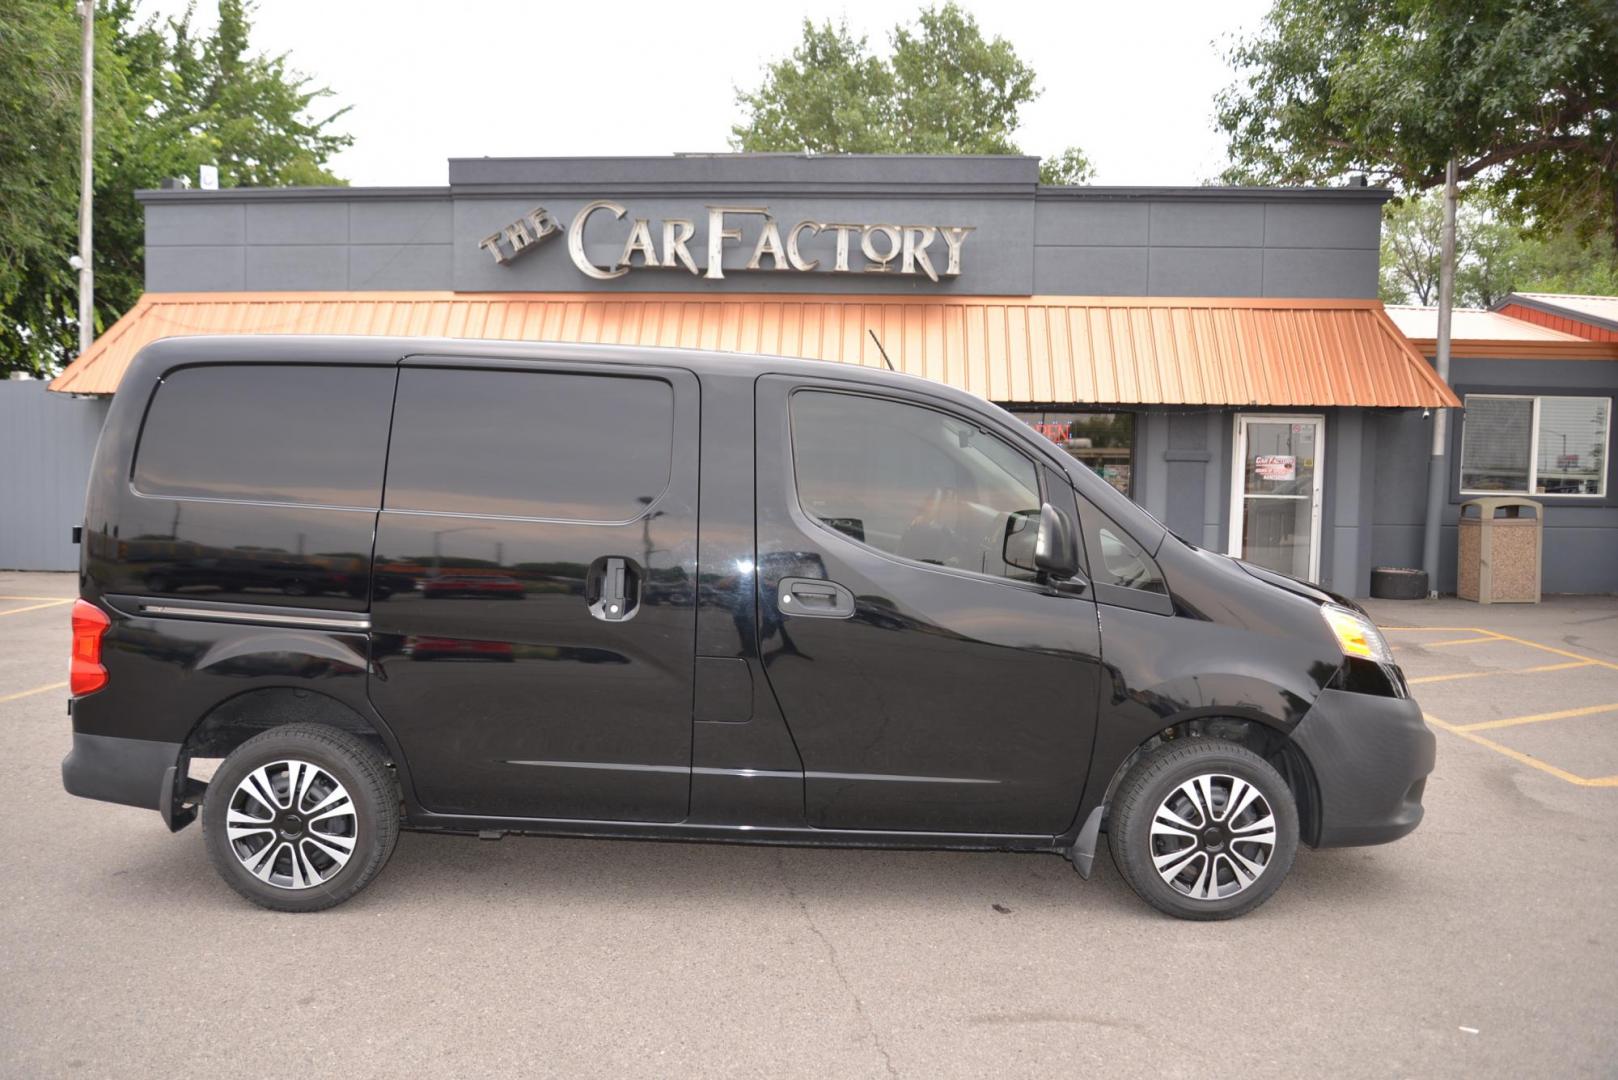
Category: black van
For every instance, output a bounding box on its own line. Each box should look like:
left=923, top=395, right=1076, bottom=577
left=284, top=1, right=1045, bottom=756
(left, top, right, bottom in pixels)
left=63, top=336, right=1434, bottom=919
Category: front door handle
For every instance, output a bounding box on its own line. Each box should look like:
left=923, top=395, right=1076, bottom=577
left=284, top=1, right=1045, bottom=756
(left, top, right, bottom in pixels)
left=777, top=577, right=855, bottom=619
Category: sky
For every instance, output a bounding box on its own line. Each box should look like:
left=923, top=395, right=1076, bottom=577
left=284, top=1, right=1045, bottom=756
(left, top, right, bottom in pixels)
left=131, top=0, right=1274, bottom=188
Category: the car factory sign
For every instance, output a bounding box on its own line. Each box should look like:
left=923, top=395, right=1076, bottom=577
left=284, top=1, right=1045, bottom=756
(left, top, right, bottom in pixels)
left=478, top=202, right=974, bottom=283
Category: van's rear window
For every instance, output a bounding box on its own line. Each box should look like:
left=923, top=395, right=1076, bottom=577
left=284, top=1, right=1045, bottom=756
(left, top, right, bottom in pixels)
left=383, top=368, right=673, bottom=523
left=132, top=364, right=394, bottom=507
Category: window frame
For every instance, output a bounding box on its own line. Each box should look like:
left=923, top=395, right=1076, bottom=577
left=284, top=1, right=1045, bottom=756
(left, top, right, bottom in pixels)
left=786, top=386, right=1060, bottom=591
left=1073, top=491, right=1173, bottom=616
left=1456, top=391, right=1612, bottom=500
left=1006, top=407, right=1139, bottom=498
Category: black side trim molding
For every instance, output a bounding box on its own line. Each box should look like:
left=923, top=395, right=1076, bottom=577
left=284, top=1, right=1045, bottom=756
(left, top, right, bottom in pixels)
left=104, top=593, right=370, bottom=632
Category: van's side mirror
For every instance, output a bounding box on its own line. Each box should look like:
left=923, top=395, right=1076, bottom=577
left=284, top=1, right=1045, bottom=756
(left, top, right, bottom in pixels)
left=1034, top=503, right=1080, bottom=580
left=1003, top=504, right=1080, bottom=580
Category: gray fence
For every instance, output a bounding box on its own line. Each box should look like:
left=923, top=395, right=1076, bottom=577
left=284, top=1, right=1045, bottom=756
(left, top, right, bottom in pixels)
left=0, top=380, right=109, bottom=571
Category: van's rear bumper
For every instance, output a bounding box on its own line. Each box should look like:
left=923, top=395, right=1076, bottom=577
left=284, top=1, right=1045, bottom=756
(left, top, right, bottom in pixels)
left=62, top=732, right=181, bottom=812
left=1289, top=688, right=1436, bottom=847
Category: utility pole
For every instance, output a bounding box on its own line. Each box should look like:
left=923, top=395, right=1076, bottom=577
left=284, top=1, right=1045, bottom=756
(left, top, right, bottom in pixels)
left=77, top=0, right=95, bottom=356
left=1420, top=158, right=1459, bottom=596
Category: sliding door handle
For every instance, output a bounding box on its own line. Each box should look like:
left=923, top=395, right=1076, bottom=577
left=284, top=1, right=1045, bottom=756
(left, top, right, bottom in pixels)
left=777, top=577, right=855, bottom=619
left=588, top=556, right=640, bottom=622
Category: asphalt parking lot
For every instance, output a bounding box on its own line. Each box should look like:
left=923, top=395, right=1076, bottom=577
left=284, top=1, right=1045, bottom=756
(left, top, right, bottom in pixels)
left=3, top=570, right=1616, bottom=1078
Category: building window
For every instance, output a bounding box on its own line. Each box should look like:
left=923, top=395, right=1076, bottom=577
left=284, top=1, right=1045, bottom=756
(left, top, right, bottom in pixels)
left=1459, top=394, right=1610, bottom=497
left=1014, top=411, right=1135, bottom=496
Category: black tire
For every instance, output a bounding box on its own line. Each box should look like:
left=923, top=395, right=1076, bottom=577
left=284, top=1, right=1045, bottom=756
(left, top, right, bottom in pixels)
left=202, top=724, right=400, bottom=913
left=1108, top=737, right=1298, bottom=921
left=1370, top=566, right=1428, bottom=600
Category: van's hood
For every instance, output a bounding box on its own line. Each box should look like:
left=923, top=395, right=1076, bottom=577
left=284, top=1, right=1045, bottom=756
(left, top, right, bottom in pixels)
left=1231, top=558, right=1367, bottom=614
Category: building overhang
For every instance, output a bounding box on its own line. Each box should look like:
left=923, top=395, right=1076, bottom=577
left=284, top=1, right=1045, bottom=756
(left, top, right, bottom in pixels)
left=49, top=291, right=1459, bottom=408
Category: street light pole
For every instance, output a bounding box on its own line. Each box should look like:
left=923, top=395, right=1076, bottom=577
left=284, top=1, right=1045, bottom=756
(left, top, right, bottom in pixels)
left=1420, top=158, right=1459, bottom=596
left=77, top=0, right=95, bottom=356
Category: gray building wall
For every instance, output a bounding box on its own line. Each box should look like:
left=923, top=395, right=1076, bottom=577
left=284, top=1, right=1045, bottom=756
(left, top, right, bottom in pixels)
left=1368, top=356, right=1618, bottom=594
left=0, top=381, right=110, bottom=571
left=1127, top=407, right=1378, bottom=600
left=139, top=155, right=1388, bottom=301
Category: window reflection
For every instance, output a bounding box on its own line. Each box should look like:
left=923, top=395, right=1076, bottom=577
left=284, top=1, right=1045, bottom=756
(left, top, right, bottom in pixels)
left=1461, top=394, right=1610, bottom=496
left=1014, top=411, right=1134, bottom=495
left=791, top=392, right=1042, bottom=582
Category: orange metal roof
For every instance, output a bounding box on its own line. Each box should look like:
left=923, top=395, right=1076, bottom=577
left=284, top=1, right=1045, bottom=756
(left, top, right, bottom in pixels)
left=49, top=291, right=1459, bottom=407
left=1507, top=292, right=1618, bottom=335
left=1385, top=305, right=1618, bottom=359
left=1496, top=295, right=1618, bottom=344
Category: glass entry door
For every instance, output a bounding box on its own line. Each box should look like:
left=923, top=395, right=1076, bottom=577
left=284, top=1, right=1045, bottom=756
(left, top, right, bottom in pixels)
left=1229, top=415, right=1324, bottom=581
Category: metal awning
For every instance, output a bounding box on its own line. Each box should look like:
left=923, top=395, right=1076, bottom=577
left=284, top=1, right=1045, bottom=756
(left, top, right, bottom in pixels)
left=49, top=291, right=1459, bottom=407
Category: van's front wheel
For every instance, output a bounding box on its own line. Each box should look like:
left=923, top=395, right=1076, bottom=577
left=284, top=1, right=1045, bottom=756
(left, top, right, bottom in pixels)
left=202, top=724, right=400, bottom=912
left=1108, top=738, right=1298, bottom=920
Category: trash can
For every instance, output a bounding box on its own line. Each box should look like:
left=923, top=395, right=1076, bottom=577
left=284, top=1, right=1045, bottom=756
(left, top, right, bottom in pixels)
left=1457, top=497, right=1542, bottom=603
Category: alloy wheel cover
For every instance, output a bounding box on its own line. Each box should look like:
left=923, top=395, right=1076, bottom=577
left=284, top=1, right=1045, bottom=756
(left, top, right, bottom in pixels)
left=225, top=759, right=359, bottom=890
left=1148, top=772, right=1278, bottom=901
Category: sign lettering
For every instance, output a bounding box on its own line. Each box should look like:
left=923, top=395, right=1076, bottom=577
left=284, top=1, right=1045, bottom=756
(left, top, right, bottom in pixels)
left=479, top=202, right=973, bottom=282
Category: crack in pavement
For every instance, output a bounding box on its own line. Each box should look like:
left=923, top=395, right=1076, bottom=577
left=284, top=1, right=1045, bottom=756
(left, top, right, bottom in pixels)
left=777, top=851, right=899, bottom=1078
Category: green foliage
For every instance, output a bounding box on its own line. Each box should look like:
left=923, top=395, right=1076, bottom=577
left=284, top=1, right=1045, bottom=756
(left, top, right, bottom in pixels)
left=1217, top=0, right=1618, bottom=251
left=885, top=4, right=1036, bottom=156
left=1503, top=224, right=1618, bottom=297
left=0, top=1, right=130, bottom=375
left=0, top=0, right=351, bottom=376
left=1379, top=190, right=1618, bottom=307
left=733, top=4, right=1087, bottom=181
left=730, top=19, right=894, bottom=154
left=1039, top=147, right=1095, bottom=186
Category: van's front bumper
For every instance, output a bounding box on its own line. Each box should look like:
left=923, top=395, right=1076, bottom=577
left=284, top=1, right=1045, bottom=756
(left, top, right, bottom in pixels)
left=1289, top=688, right=1436, bottom=847
left=62, top=732, right=181, bottom=812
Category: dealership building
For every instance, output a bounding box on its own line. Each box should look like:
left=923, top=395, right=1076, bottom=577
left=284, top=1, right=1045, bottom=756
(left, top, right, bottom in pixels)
left=30, top=155, right=1618, bottom=593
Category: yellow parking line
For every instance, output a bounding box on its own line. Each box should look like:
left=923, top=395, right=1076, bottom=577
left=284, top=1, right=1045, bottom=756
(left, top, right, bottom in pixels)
left=1484, top=632, right=1618, bottom=674
left=1457, top=702, right=1618, bottom=733
left=1407, top=660, right=1595, bottom=686
left=0, top=599, right=73, bottom=617
left=0, top=595, right=75, bottom=601
left=1383, top=626, right=1618, bottom=672
left=0, top=680, right=68, bottom=705
left=1382, top=627, right=1491, bottom=632
left=1426, top=712, right=1618, bottom=787
left=1421, top=635, right=1507, bottom=648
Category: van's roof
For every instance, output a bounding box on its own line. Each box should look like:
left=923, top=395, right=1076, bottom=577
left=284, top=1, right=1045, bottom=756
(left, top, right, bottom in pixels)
left=128, top=332, right=1007, bottom=419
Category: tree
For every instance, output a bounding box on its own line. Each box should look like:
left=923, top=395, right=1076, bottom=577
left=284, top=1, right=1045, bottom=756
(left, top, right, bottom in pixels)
left=1378, top=189, right=1618, bottom=307
left=729, top=20, right=894, bottom=155
left=1039, top=147, right=1095, bottom=186
left=733, top=5, right=1091, bottom=184
left=1217, top=0, right=1618, bottom=252
left=0, top=2, right=130, bottom=375
left=1378, top=195, right=1446, bottom=307
left=1502, top=224, right=1618, bottom=297
left=0, top=0, right=351, bottom=377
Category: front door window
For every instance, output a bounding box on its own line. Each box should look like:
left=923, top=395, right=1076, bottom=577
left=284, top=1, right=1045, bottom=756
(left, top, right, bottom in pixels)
left=1229, top=415, right=1324, bottom=581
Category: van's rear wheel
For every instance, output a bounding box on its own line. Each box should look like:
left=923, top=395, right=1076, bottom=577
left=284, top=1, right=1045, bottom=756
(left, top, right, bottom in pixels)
left=1108, top=738, right=1298, bottom=920
left=202, top=724, right=400, bottom=912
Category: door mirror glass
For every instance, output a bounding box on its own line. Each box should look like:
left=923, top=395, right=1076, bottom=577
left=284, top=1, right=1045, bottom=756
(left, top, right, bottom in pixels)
left=1001, top=509, right=1040, bottom=572
left=1034, top=503, right=1079, bottom=579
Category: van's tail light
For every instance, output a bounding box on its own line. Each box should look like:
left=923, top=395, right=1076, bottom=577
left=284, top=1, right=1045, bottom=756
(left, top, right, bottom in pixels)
left=70, top=600, right=111, bottom=697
